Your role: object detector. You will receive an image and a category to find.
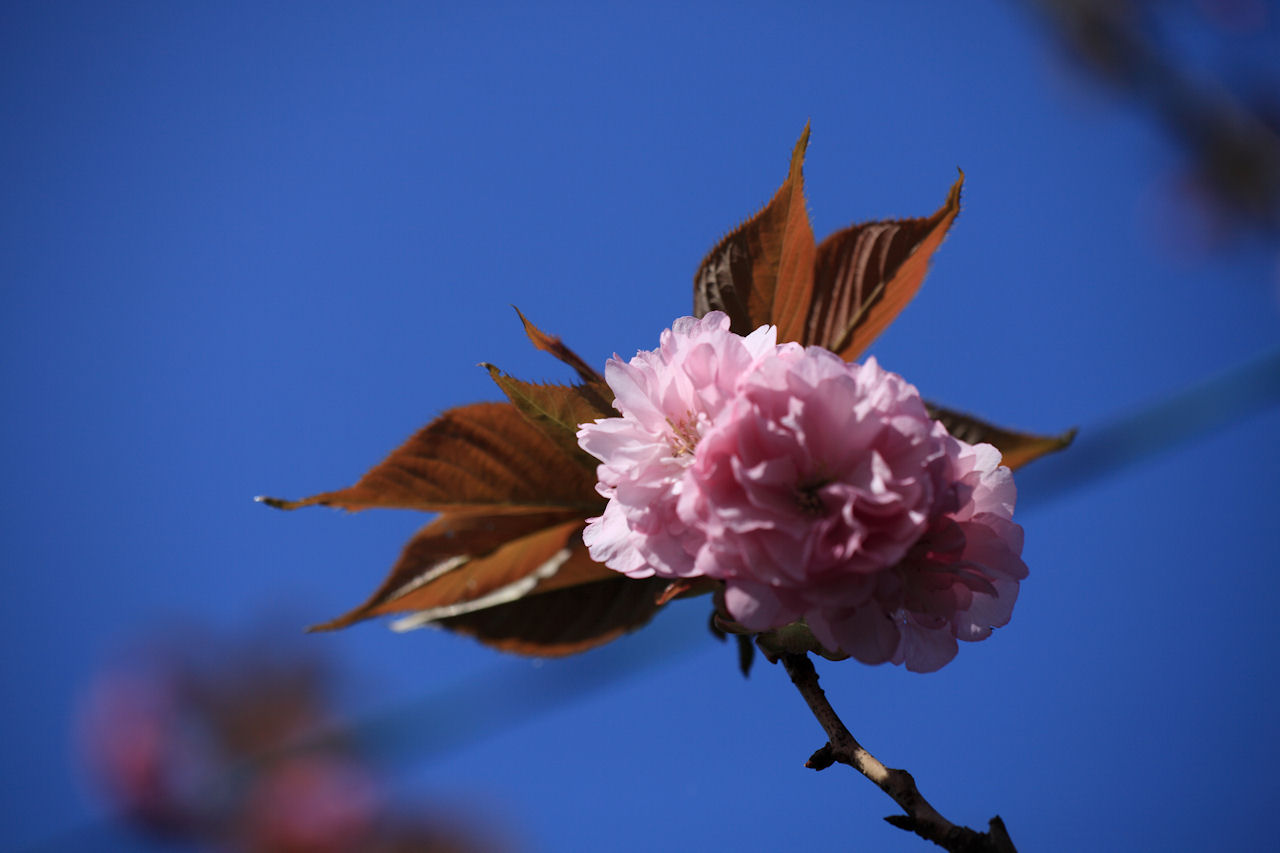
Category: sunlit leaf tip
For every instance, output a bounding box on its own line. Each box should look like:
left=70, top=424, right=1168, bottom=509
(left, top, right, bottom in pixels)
left=693, top=122, right=815, bottom=339
left=808, top=170, right=964, bottom=360
left=511, top=305, right=604, bottom=386
left=927, top=403, right=1078, bottom=470
left=256, top=495, right=305, bottom=511
left=483, top=363, right=613, bottom=464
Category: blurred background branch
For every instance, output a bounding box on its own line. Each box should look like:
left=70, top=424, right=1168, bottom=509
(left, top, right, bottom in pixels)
left=1022, top=0, right=1280, bottom=245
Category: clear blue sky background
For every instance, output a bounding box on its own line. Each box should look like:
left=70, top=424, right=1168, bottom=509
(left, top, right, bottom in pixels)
left=3, top=2, right=1279, bottom=851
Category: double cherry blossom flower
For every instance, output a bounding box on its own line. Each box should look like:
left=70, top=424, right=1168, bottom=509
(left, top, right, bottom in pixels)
left=578, top=312, right=1027, bottom=672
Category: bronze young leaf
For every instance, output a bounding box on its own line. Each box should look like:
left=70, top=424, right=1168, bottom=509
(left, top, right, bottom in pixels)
left=438, top=571, right=670, bottom=657
left=511, top=305, right=607, bottom=386
left=692, top=126, right=964, bottom=359
left=694, top=124, right=815, bottom=342
left=262, top=318, right=669, bottom=655
left=808, top=173, right=962, bottom=359
left=483, top=368, right=612, bottom=467
left=259, top=401, right=598, bottom=514
left=925, top=403, right=1077, bottom=471
left=692, top=127, right=1069, bottom=471
left=309, top=512, right=593, bottom=631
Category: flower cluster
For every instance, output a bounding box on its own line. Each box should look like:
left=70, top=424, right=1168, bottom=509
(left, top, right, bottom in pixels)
left=577, top=312, right=1027, bottom=672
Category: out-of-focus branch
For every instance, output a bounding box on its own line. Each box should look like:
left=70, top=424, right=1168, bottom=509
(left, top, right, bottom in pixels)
left=778, top=652, right=1017, bottom=853
left=1024, top=0, right=1280, bottom=239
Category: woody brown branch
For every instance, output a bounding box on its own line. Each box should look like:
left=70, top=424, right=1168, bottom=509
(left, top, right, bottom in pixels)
left=778, top=652, right=1016, bottom=853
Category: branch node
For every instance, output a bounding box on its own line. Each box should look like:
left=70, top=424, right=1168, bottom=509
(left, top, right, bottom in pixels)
left=987, top=816, right=1017, bottom=853
left=884, top=814, right=918, bottom=832
left=777, top=651, right=1018, bottom=852
left=805, top=743, right=836, bottom=770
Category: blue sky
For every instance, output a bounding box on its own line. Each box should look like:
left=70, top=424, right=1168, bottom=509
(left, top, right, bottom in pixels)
left=3, top=2, right=1278, bottom=851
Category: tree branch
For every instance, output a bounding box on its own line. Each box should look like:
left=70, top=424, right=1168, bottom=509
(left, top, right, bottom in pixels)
left=777, top=652, right=1017, bottom=853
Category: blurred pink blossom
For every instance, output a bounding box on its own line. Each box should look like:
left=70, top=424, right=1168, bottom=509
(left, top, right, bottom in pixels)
left=78, top=666, right=220, bottom=834
left=579, top=318, right=1027, bottom=672
left=77, top=635, right=507, bottom=851
left=240, top=755, right=381, bottom=853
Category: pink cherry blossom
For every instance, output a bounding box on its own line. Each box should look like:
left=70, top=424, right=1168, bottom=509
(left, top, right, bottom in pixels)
left=577, top=311, right=778, bottom=578
left=679, top=346, right=1025, bottom=672
left=802, top=434, right=1027, bottom=672
left=578, top=317, right=1026, bottom=672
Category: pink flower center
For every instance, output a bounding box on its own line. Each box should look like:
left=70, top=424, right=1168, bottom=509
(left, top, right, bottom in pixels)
left=666, top=411, right=701, bottom=457
left=795, top=477, right=831, bottom=516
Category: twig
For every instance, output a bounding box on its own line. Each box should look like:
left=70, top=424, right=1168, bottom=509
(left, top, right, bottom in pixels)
left=778, top=652, right=1017, bottom=853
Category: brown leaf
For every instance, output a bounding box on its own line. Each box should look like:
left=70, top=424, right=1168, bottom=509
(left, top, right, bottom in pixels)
left=692, top=129, right=962, bottom=361
left=264, top=391, right=654, bottom=652
left=311, top=516, right=613, bottom=631
left=694, top=124, right=815, bottom=339
left=263, top=304, right=670, bottom=655
left=484, top=366, right=613, bottom=465
left=438, top=568, right=670, bottom=657
left=512, top=306, right=605, bottom=386
left=258, top=401, right=599, bottom=514
left=926, top=402, right=1077, bottom=470
left=808, top=172, right=963, bottom=359
left=308, top=510, right=595, bottom=630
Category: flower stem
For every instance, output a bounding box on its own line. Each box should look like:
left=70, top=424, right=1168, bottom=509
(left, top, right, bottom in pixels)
left=777, top=652, right=1017, bottom=853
